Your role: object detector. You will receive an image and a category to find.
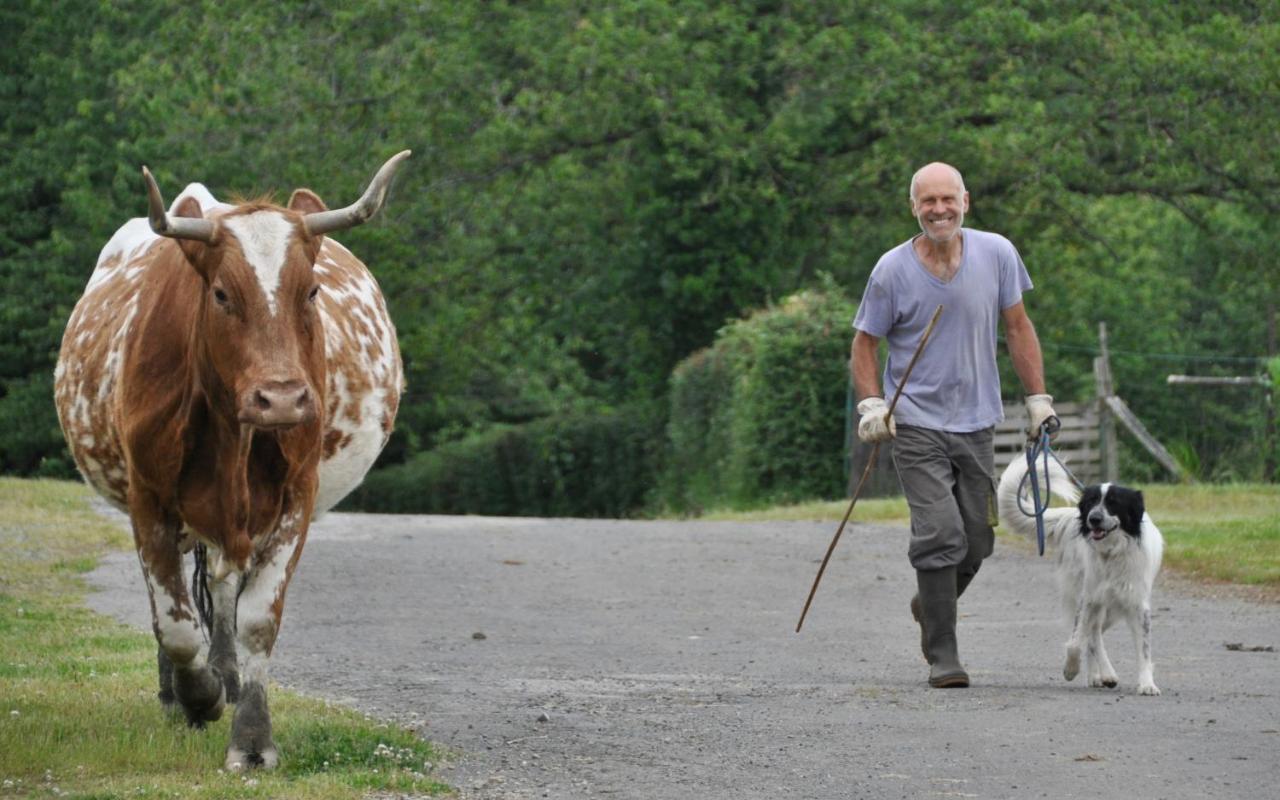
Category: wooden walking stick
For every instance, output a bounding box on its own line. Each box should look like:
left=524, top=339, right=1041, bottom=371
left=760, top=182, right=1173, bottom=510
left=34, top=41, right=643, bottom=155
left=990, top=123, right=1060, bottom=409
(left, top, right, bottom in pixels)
left=795, top=304, right=944, bottom=633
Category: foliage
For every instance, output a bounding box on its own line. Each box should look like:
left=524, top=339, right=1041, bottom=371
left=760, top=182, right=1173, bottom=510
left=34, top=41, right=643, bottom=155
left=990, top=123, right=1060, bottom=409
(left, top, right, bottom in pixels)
left=346, top=403, right=664, bottom=517
left=2, top=1, right=1277, bottom=501
left=660, top=285, right=856, bottom=512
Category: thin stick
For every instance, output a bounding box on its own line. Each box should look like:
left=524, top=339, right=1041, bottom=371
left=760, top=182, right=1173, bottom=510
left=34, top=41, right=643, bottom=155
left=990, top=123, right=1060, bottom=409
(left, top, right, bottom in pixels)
left=796, top=304, right=944, bottom=633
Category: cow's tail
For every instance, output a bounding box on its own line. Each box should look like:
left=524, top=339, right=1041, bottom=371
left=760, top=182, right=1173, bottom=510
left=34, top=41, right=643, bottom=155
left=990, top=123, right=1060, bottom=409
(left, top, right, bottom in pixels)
left=191, top=544, right=213, bottom=638
left=996, top=454, right=1080, bottom=546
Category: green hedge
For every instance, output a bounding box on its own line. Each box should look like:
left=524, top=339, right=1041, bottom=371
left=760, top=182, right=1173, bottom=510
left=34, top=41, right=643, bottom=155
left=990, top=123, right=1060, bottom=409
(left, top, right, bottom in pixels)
left=660, top=286, right=856, bottom=512
left=344, top=404, right=663, bottom=517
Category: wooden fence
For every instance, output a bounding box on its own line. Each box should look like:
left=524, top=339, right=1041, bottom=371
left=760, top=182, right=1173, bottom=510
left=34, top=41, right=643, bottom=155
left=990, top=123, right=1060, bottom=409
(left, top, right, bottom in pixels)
left=847, top=401, right=1101, bottom=498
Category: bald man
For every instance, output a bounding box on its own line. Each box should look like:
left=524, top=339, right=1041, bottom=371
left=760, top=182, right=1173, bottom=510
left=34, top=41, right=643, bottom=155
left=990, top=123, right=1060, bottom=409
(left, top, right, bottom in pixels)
left=851, top=162, right=1056, bottom=688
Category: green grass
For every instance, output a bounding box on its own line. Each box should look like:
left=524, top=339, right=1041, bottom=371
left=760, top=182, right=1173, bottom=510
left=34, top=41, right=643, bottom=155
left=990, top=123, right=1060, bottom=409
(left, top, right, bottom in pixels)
left=701, top=496, right=911, bottom=524
left=700, top=482, right=1280, bottom=591
left=0, top=478, right=451, bottom=799
left=1143, top=483, right=1280, bottom=588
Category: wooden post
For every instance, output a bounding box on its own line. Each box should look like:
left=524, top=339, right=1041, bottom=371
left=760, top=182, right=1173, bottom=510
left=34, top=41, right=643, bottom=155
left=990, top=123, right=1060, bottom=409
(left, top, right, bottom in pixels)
left=1095, top=322, right=1119, bottom=482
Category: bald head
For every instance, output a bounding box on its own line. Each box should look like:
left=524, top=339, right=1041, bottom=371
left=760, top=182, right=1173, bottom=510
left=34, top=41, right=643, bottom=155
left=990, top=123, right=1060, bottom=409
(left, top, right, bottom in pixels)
left=909, top=162, right=966, bottom=203
left=909, top=162, right=969, bottom=243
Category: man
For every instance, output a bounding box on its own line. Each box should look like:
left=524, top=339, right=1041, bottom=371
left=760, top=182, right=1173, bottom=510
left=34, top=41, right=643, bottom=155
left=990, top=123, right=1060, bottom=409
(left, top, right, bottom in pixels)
left=851, top=162, right=1056, bottom=688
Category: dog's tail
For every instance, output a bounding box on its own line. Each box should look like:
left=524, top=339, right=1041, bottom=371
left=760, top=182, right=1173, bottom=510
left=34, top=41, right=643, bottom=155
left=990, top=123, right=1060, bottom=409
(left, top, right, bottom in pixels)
left=996, top=454, right=1080, bottom=544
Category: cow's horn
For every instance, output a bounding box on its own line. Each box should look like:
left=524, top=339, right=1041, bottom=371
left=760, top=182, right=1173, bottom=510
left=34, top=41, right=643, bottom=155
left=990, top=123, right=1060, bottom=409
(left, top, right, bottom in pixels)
left=303, top=150, right=411, bottom=236
left=142, top=166, right=216, bottom=243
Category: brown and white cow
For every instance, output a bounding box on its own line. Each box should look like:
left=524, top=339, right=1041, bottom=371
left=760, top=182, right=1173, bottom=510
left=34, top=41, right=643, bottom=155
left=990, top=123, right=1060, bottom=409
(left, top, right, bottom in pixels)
left=53, top=152, right=409, bottom=769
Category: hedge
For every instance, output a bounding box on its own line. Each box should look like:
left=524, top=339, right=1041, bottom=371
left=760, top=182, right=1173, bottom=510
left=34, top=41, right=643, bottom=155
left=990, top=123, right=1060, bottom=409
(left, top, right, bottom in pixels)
left=344, top=403, right=664, bottom=517
left=659, top=286, right=857, bottom=512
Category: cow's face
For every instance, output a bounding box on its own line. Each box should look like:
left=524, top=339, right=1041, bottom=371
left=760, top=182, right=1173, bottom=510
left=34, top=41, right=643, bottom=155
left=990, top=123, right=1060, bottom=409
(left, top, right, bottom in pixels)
left=172, top=195, right=327, bottom=431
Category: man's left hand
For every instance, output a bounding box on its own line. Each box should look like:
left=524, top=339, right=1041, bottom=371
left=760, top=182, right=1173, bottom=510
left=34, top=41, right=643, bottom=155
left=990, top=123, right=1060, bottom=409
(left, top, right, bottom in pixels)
left=1025, top=394, right=1059, bottom=440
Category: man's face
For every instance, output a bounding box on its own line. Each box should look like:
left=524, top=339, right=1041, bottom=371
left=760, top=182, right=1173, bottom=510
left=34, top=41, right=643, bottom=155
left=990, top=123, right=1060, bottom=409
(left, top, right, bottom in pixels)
left=911, top=172, right=969, bottom=243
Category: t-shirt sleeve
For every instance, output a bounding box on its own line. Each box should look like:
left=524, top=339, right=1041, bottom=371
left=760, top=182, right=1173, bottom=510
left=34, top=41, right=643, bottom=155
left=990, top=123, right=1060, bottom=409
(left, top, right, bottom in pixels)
left=998, top=239, right=1034, bottom=310
left=852, top=273, right=894, bottom=337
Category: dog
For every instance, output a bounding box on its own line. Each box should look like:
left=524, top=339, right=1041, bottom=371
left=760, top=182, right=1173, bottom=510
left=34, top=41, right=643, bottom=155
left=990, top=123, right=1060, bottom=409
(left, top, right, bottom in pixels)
left=997, top=456, right=1164, bottom=695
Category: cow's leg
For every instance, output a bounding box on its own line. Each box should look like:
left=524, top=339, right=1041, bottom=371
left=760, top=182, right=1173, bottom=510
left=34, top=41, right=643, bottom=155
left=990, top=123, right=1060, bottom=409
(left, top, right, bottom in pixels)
left=156, top=644, right=175, bottom=708
left=225, top=513, right=307, bottom=771
left=206, top=560, right=242, bottom=703
left=131, top=493, right=225, bottom=727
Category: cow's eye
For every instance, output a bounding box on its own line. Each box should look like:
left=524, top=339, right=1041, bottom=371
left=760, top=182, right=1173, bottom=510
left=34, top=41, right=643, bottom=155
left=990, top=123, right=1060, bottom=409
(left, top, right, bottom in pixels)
left=213, top=287, right=229, bottom=306
left=307, top=285, right=320, bottom=304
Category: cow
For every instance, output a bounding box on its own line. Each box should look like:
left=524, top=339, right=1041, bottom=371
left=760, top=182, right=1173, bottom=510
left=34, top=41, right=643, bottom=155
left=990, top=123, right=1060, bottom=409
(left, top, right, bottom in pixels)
left=53, top=151, right=410, bottom=769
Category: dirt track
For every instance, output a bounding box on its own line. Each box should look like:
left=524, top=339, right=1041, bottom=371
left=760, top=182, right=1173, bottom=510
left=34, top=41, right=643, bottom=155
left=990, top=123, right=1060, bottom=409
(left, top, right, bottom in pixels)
left=88, top=510, right=1280, bottom=799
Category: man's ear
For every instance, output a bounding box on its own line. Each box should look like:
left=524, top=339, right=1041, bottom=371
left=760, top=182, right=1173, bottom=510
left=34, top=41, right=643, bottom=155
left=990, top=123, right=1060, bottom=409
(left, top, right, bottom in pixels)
left=171, top=196, right=211, bottom=269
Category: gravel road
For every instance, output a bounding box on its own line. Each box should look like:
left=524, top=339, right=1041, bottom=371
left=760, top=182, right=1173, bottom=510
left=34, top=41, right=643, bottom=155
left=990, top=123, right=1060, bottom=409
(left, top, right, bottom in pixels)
left=87, top=510, right=1280, bottom=799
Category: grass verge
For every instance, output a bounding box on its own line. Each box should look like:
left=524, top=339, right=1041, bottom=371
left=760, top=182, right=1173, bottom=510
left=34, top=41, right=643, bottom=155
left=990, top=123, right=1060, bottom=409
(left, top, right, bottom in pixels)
left=701, top=483, right=1280, bottom=591
left=0, top=478, right=451, bottom=799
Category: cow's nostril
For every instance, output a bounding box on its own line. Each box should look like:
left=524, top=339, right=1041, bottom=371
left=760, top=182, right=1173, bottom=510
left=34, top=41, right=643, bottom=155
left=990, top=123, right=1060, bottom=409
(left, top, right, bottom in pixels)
left=295, top=389, right=310, bottom=409
left=255, top=391, right=272, bottom=410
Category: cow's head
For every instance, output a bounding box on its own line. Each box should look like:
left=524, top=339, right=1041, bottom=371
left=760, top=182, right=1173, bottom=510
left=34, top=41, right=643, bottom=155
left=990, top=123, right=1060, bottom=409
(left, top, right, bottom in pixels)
left=141, top=152, right=409, bottom=432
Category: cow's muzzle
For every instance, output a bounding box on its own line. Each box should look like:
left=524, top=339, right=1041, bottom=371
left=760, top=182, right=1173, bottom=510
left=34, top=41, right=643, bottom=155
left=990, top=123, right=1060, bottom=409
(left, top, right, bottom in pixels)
left=239, top=380, right=316, bottom=430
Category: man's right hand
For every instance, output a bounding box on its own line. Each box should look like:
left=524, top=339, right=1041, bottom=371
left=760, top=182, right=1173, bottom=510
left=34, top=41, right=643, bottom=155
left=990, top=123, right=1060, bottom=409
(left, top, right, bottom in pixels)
left=857, top=397, right=897, bottom=443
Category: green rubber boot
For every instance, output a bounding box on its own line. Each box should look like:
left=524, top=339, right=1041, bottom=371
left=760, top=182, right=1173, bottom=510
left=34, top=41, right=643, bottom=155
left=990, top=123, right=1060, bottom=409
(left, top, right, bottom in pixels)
left=911, top=564, right=979, bottom=664
left=916, top=567, right=970, bottom=688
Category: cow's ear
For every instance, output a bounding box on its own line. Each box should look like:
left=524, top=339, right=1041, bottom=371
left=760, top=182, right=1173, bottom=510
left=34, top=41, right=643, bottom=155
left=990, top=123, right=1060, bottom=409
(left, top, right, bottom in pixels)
left=289, top=188, right=327, bottom=214
left=171, top=196, right=211, bottom=269
left=289, top=189, right=328, bottom=247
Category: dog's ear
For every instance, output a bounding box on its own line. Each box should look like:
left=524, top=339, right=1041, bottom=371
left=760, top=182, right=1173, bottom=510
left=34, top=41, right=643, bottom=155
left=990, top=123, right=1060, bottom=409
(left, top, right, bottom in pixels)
left=1120, top=489, right=1146, bottom=536
left=1077, top=486, right=1100, bottom=536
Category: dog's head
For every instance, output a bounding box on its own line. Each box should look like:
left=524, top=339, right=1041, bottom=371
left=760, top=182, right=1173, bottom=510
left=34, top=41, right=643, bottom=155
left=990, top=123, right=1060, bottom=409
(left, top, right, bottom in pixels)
left=1077, top=483, right=1145, bottom=542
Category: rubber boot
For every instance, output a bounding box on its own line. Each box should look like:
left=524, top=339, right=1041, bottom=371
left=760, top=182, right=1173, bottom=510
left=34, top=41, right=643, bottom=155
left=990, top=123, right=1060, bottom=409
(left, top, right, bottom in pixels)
left=911, top=563, right=979, bottom=663
left=916, top=566, right=969, bottom=688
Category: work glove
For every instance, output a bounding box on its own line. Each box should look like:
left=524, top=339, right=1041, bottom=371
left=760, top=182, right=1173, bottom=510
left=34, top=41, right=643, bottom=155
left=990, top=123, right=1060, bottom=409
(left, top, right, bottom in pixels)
left=856, top=397, right=896, bottom=443
left=1025, top=393, right=1060, bottom=441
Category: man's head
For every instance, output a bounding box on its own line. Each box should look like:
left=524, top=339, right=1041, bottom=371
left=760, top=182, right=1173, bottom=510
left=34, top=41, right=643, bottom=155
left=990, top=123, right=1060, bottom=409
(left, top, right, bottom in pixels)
left=909, top=162, right=969, bottom=243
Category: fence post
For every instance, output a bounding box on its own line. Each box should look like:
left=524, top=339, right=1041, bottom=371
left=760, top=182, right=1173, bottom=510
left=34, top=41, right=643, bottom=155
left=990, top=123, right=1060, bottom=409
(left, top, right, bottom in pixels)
left=1094, top=321, right=1119, bottom=482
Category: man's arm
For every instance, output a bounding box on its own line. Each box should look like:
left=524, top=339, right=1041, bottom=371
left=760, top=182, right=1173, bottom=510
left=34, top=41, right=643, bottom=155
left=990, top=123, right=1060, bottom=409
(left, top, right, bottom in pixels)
left=852, top=330, right=896, bottom=442
left=1001, top=301, right=1046, bottom=395
left=851, top=330, right=883, bottom=400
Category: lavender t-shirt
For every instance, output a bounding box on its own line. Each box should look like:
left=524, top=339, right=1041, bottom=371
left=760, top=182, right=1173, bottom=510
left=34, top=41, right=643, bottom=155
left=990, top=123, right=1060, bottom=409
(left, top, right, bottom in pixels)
left=852, top=228, right=1033, bottom=432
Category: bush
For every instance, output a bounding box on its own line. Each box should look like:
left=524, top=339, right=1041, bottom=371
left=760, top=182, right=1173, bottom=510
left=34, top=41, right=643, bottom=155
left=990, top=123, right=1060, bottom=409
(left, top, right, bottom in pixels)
left=345, top=403, right=664, bottom=518
left=659, top=285, right=856, bottom=512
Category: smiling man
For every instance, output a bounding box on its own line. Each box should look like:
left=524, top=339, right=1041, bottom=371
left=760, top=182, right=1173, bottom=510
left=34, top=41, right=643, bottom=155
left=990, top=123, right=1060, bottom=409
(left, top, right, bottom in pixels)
left=850, top=162, right=1056, bottom=688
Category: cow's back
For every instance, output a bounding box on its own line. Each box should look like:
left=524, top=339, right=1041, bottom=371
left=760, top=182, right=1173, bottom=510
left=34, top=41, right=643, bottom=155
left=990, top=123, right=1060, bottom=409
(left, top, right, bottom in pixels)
left=55, top=220, right=167, bottom=510
left=312, top=238, right=404, bottom=513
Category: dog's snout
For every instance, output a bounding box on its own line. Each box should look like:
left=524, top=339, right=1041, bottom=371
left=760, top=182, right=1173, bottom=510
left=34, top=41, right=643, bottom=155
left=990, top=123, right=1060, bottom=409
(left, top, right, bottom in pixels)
left=1087, top=510, right=1104, bottom=528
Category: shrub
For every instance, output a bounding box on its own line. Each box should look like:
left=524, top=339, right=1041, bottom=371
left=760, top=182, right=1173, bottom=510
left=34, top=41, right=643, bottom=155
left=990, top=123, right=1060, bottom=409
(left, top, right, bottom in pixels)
left=346, top=403, right=664, bottom=517
left=660, top=285, right=856, bottom=512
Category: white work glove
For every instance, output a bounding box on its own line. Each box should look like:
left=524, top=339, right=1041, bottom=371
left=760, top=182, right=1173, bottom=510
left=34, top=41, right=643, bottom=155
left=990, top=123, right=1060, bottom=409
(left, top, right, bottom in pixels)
left=856, top=397, right=896, bottom=444
left=1025, top=393, right=1059, bottom=440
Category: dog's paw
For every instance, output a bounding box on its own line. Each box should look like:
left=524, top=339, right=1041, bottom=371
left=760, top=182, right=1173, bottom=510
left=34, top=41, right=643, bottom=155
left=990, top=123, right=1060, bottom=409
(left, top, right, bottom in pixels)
left=1063, top=649, right=1080, bottom=682
left=1088, top=675, right=1117, bottom=689
left=1137, top=682, right=1161, bottom=696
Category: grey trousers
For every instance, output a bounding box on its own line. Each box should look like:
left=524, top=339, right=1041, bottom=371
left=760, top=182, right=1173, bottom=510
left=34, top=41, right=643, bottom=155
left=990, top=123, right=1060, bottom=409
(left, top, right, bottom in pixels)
left=892, top=425, right=996, bottom=572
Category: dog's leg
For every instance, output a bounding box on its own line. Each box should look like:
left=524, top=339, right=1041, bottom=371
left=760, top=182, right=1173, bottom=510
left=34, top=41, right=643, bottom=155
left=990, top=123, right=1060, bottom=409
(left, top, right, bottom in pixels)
left=1087, top=609, right=1119, bottom=688
left=1063, top=597, right=1094, bottom=682
left=1128, top=604, right=1160, bottom=696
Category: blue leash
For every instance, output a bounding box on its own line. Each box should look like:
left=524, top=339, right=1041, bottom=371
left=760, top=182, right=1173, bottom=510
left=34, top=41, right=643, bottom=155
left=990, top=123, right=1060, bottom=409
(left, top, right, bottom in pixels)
left=1019, top=418, right=1077, bottom=556
left=1024, top=429, right=1052, bottom=556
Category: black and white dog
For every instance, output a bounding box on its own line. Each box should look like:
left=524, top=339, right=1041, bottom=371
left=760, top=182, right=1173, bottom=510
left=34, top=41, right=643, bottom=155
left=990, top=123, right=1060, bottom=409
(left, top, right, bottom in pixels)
left=997, top=457, right=1164, bottom=695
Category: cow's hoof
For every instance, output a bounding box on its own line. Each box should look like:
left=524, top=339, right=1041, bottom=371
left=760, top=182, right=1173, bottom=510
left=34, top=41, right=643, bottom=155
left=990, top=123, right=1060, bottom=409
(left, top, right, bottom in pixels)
left=182, top=690, right=226, bottom=729
left=225, top=745, right=279, bottom=771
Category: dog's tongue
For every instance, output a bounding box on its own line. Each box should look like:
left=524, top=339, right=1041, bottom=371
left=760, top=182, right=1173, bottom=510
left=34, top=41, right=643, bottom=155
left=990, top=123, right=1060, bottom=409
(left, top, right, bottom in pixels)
left=1090, top=528, right=1107, bottom=540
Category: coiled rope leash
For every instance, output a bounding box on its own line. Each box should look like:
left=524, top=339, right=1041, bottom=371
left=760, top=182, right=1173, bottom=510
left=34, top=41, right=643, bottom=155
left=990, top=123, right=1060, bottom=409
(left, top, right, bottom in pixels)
left=1018, top=417, right=1079, bottom=556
